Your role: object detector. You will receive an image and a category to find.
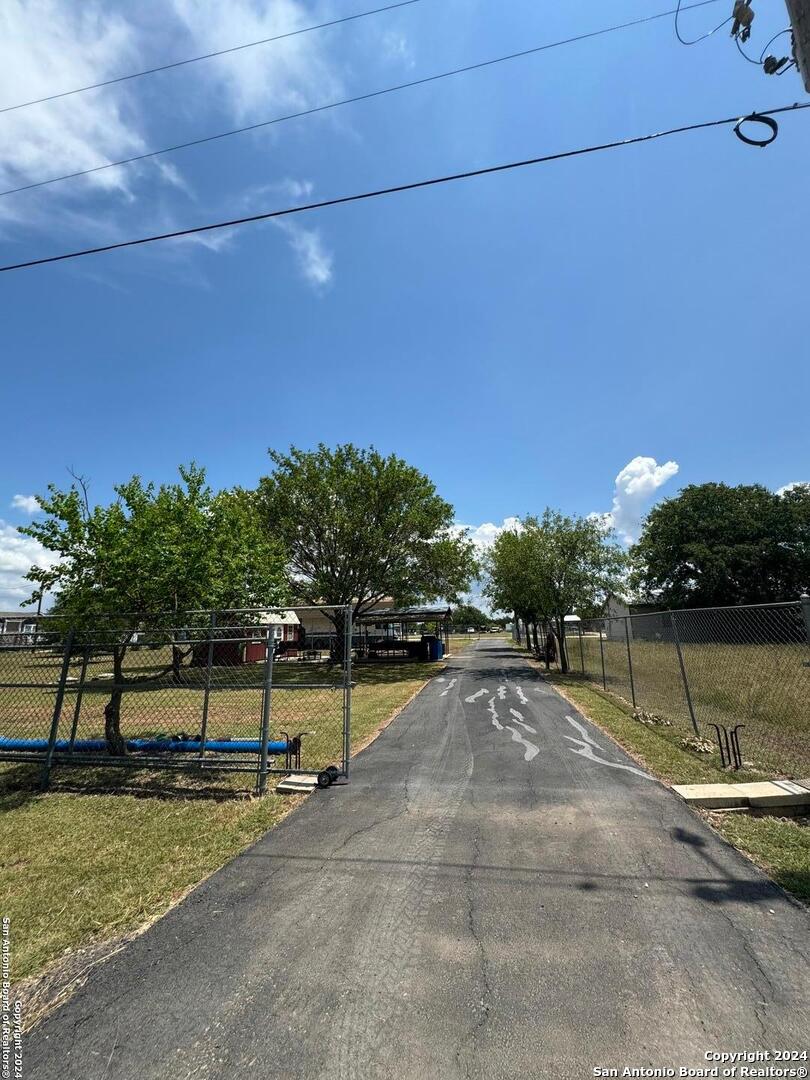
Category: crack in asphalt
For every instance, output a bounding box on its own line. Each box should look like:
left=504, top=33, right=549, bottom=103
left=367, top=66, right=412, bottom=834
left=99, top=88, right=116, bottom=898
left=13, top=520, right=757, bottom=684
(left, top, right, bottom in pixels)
left=455, top=818, right=493, bottom=1080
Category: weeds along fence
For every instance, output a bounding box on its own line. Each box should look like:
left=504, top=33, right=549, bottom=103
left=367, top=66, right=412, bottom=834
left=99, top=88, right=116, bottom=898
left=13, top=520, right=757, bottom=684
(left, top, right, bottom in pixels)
left=554, top=599, right=810, bottom=780
left=0, top=606, right=353, bottom=794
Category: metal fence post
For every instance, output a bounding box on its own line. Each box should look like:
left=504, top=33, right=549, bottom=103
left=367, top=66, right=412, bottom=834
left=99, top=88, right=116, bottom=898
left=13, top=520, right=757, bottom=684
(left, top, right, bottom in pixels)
left=598, top=627, right=607, bottom=690
left=623, top=617, right=637, bottom=709
left=343, top=605, right=352, bottom=780
left=578, top=624, right=585, bottom=675
left=40, top=628, right=75, bottom=790
left=199, top=612, right=216, bottom=759
left=801, top=593, right=810, bottom=648
left=258, top=628, right=274, bottom=795
left=670, top=611, right=700, bottom=736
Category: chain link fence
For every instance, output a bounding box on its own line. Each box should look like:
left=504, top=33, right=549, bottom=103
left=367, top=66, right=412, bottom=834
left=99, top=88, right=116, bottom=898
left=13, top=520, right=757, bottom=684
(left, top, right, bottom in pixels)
left=555, top=599, right=810, bottom=780
left=0, top=606, right=352, bottom=793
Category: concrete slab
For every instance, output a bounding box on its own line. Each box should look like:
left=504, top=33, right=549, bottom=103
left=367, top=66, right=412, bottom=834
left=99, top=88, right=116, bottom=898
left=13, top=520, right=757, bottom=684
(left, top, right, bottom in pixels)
left=744, top=780, right=810, bottom=808
left=275, top=773, right=319, bottom=794
left=673, top=780, right=810, bottom=810
left=671, top=784, right=749, bottom=809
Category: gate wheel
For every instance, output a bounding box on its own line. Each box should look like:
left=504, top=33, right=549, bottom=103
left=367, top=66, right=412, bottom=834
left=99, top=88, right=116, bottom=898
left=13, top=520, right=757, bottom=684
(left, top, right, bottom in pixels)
left=316, top=770, right=333, bottom=789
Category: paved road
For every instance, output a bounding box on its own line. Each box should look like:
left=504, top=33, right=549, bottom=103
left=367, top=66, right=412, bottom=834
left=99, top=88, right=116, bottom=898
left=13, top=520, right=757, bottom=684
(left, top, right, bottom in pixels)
left=26, top=639, right=809, bottom=1080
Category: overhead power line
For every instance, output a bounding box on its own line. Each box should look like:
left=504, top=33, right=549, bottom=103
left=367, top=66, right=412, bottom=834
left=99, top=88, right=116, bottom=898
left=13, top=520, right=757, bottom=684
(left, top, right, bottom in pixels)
left=0, top=0, right=726, bottom=200
left=674, top=0, right=731, bottom=44
left=2, top=101, right=807, bottom=275
left=0, top=0, right=424, bottom=115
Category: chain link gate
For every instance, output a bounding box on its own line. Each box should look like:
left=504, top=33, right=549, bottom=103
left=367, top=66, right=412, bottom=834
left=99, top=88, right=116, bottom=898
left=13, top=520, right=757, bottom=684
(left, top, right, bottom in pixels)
left=0, top=605, right=353, bottom=794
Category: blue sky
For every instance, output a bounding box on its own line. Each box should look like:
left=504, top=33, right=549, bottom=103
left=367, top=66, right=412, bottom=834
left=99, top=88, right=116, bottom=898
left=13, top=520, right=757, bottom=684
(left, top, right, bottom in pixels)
left=1, top=0, right=808, bottom=607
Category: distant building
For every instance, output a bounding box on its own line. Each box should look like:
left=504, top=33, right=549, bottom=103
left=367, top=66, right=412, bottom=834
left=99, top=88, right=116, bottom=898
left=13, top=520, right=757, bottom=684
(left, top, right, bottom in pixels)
left=605, top=595, right=668, bottom=641
left=0, top=611, right=40, bottom=646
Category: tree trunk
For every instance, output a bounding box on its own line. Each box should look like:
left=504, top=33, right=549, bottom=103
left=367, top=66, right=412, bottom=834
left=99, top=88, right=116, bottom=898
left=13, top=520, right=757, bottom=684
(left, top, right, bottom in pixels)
left=329, top=608, right=349, bottom=665
left=171, top=645, right=182, bottom=684
left=513, top=613, right=521, bottom=644
left=556, top=617, right=569, bottom=673
left=531, top=621, right=540, bottom=654
left=104, top=646, right=128, bottom=755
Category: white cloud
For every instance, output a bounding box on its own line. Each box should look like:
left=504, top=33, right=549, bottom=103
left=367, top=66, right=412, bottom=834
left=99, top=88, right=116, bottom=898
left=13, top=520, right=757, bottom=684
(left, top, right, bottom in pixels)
left=169, top=0, right=343, bottom=122
left=381, top=31, right=415, bottom=69
left=776, top=482, right=809, bottom=496
left=273, top=218, right=333, bottom=287
left=452, top=516, right=521, bottom=554
left=11, top=495, right=39, bottom=514
left=0, top=1, right=145, bottom=198
left=0, top=520, right=57, bottom=610
left=0, top=0, right=346, bottom=289
left=450, top=517, right=522, bottom=616
left=595, top=456, right=680, bottom=544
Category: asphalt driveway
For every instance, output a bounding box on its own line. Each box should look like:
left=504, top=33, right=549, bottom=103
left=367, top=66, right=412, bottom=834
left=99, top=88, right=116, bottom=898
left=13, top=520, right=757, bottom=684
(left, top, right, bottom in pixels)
left=25, top=638, right=810, bottom=1079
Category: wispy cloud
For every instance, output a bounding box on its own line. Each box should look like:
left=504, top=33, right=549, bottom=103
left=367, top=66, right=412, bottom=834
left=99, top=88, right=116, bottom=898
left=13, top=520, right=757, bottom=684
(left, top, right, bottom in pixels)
left=169, top=0, right=344, bottom=121
left=0, top=0, right=347, bottom=287
left=592, top=456, right=680, bottom=545
left=272, top=218, right=333, bottom=287
left=0, top=1, right=146, bottom=199
left=10, top=495, right=39, bottom=514
left=0, top=520, right=56, bottom=610
left=776, top=481, right=809, bottom=496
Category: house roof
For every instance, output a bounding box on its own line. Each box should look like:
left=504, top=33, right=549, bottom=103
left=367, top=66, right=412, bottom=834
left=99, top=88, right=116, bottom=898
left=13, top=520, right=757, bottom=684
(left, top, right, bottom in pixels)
left=258, top=610, right=301, bottom=625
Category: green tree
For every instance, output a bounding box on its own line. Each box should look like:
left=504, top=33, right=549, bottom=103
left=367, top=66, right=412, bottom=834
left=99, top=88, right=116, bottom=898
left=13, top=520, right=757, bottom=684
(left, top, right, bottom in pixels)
left=486, top=511, right=626, bottom=672
left=259, top=444, right=477, bottom=652
left=451, top=602, right=494, bottom=630
left=631, top=482, right=810, bottom=607
left=20, top=465, right=287, bottom=753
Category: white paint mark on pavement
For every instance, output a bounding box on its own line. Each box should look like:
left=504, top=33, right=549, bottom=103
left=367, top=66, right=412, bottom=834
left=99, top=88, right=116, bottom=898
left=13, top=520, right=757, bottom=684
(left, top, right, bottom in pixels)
left=505, top=725, right=540, bottom=762
left=564, top=715, right=602, bottom=749
left=464, top=689, right=488, bottom=704
left=497, top=685, right=507, bottom=701
left=440, top=678, right=457, bottom=697
left=487, top=696, right=503, bottom=731
left=508, top=707, right=537, bottom=734
left=514, top=685, right=529, bottom=705
left=563, top=716, right=651, bottom=779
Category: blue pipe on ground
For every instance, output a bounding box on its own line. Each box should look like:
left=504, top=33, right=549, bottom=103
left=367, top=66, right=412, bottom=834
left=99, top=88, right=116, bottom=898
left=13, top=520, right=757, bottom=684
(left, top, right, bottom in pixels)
left=0, top=736, right=289, bottom=754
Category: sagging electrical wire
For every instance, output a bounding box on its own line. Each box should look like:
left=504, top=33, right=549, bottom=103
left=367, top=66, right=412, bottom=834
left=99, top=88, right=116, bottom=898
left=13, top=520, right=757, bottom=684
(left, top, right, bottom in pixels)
left=1, top=100, right=807, bottom=275
left=674, top=0, right=732, bottom=44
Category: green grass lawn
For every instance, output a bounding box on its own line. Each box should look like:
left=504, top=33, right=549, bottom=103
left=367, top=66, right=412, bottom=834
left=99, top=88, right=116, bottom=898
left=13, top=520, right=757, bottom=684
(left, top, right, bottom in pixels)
left=0, top=659, right=438, bottom=993
left=704, top=811, right=810, bottom=903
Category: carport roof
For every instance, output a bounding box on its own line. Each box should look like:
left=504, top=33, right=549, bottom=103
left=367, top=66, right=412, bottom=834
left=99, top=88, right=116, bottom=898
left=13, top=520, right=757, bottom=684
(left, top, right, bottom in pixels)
left=356, top=605, right=452, bottom=623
